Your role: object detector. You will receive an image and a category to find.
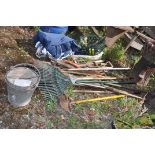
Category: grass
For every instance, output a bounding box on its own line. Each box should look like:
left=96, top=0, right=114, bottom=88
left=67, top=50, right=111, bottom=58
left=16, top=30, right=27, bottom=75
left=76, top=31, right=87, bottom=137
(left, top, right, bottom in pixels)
left=65, top=84, right=75, bottom=98
left=102, top=40, right=126, bottom=65
left=33, top=90, right=155, bottom=129
left=46, top=120, right=54, bottom=128
left=147, top=75, right=155, bottom=91
left=112, top=98, right=154, bottom=128
left=39, top=27, right=155, bottom=129
left=47, top=116, right=63, bottom=129
left=45, top=100, right=57, bottom=113
left=65, top=113, right=113, bottom=129
left=51, top=95, right=154, bottom=129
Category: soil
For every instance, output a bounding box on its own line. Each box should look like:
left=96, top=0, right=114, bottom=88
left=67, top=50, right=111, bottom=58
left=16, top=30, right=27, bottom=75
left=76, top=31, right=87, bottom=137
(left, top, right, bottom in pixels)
left=0, top=27, right=47, bottom=128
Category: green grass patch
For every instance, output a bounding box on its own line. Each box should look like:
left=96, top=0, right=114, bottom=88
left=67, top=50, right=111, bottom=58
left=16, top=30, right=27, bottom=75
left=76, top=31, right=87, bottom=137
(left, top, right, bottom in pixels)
left=102, top=40, right=126, bottom=64
left=45, top=100, right=57, bottom=113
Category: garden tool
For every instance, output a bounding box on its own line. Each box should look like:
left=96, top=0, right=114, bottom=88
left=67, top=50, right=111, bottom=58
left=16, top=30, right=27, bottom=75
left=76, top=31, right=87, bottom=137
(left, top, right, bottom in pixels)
left=62, top=60, right=107, bottom=68
left=69, top=75, right=135, bottom=90
left=68, top=67, right=130, bottom=71
left=35, top=62, right=72, bottom=103
left=72, top=95, right=126, bottom=104
left=75, top=79, right=135, bottom=85
left=68, top=75, right=134, bottom=85
left=69, top=75, right=142, bottom=99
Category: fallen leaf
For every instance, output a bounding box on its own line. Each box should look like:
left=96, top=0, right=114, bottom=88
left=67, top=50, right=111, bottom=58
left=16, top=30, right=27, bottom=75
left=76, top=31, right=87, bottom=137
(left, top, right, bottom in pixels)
left=58, top=95, right=72, bottom=112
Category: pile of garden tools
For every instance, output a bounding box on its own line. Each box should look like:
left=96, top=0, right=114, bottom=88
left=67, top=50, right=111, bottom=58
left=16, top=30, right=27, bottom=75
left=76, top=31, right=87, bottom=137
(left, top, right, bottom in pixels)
left=33, top=26, right=155, bottom=112
left=34, top=56, right=143, bottom=112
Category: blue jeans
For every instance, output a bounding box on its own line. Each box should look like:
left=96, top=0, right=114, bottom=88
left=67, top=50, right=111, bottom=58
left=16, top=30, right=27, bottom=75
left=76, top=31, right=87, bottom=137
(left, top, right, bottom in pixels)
left=40, top=26, right=68, bottom=34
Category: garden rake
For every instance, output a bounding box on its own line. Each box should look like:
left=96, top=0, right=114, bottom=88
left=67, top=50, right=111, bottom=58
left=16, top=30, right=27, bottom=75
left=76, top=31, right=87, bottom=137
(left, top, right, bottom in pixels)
left=36, top=62, right=72, bottom=103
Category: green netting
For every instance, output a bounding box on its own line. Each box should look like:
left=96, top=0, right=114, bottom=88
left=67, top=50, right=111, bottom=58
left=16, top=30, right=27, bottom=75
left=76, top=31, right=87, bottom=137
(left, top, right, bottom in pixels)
left=79, top=34, right=105, bottom=55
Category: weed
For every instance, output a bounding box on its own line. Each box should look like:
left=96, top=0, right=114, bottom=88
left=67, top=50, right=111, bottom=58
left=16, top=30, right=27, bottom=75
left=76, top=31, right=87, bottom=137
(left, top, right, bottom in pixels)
left=66, top=114, right=83, bottom=128
left=49, top=116, right=62, bottom=128
left=65, top=113, right=112, bottom=129
left=46, top=120, right=54, bottom=129
left=147, top=75, right=155, bottom=91
left=45, top=100, right=57, bottom=113
left=82, top=121, right=109, bottom=129
left=102, top=40, right=125, bottom=64
left=34, top=26, right=41, bottom=32
left=73, top=103, right=85, bottom=111
left=111, top=97, right=154, bottom=128
left=90, top=102, right=109, bottom=115
left=66, top=85, right=75, bottom=98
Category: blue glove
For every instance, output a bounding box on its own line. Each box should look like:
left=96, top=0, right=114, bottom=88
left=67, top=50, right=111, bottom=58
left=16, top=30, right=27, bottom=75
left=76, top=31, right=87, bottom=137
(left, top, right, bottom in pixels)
left=34, top=31, right=81, bottom=60
left=40, top=26, right=68, bottom=34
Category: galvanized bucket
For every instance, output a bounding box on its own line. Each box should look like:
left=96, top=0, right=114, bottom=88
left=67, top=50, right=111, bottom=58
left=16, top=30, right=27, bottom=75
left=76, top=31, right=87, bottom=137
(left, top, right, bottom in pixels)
left=5, top=63, right=40, bottom=107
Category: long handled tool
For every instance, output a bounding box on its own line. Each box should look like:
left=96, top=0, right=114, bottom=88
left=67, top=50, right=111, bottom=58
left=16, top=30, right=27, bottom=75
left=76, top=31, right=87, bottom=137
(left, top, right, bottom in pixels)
left=59, top=89, right=123, bottom=112
left=73, top=95, right=126, bottom=104
left=68, top=67, right=131, bottom=71
left=69, top=75, right=142, bottom=99
left=75, top=79, right=135, bottom=85
left=78, top=83, right=142, bottom=99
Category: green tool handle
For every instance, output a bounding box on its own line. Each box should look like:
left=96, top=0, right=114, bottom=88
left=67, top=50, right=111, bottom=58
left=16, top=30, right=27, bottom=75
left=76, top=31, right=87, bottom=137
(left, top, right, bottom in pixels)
left=75, top=80, right=135, bottom=85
